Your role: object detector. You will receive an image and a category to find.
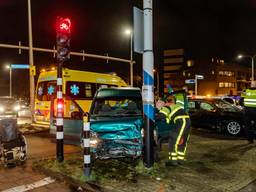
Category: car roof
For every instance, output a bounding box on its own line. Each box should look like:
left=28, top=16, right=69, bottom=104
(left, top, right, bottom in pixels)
left=96, top=87, right=141, bottom=98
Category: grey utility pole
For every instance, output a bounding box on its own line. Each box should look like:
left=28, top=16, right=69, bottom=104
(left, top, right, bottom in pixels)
left=28, top=0, right=35, bottom=114
left=143, top=0, right=154, bottom=168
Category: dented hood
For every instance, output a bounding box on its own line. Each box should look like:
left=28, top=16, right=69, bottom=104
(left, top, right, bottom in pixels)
left=90, top=117, right=143, bottom=140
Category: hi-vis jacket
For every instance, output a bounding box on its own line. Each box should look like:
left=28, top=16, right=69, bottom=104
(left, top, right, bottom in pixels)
left=244, top=89, right=256, bottom=108
left=159, top=105, right=189, bottom=124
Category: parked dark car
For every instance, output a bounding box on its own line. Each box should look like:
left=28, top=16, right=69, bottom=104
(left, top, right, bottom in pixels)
left=188, top=98, right=244, bottom=136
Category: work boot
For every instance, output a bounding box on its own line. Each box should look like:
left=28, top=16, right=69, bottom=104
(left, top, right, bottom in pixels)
left=165, top=161, right=178, bottom=167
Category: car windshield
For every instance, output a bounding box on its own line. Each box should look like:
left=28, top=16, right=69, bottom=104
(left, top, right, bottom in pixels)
left=91, top=96, right=142, bottom=117
left=213, top=99, right=240, bottom=112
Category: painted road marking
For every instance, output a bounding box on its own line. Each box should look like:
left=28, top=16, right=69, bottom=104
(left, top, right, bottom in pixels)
left=2, top=177, right=56, bottom=192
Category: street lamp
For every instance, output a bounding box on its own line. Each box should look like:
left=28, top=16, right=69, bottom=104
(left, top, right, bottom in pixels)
left=5, top=64, right=12, bottom=97
left=28, top=0, right=35, bottom=114
left=237, top=54, right=256, bottom=87
left=124, top=28, right=134, bottom=87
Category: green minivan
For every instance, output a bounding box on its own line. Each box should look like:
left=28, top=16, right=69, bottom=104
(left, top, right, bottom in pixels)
left=50, top=87, right=188, bottom=159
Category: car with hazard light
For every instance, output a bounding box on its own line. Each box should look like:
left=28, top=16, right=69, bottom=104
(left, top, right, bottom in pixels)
left=0, top=97, right=23, bottom=118
left=188, top=98, right=245, bottom=136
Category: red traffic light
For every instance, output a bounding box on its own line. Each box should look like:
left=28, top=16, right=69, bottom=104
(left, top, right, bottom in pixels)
left=57, top=18, right=71, bottom=33
left=56, top=99, right=64, bottom=114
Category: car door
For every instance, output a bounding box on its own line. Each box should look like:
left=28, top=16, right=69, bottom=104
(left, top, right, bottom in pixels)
left=199, top=101, right=218, bottom=128
left=188, top=100, right=201, bottom=127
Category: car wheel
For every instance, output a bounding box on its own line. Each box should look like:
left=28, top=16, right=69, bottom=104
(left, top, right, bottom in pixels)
left=225, top=120, right=241, bottom=136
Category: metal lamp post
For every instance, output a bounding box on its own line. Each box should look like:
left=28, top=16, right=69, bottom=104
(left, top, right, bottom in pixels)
left=124, top=29, right=134, bottom=87
left=238, top=54, right=256, bottom=87
left=28, top=0, right=35, bottom=114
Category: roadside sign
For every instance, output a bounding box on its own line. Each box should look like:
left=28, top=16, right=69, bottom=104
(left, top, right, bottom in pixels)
left=185, top=79, right=195, bottom=84
left=195, top=75, right=204, bottom=80
left=11, top=64, right=30, bottom=69
left=133, top=7, right=144, bottom=54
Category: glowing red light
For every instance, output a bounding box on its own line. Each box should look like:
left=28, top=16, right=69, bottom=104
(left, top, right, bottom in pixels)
left=57, top=18, right=71, bottom=33
left=56, top=99, right=64, bottom=113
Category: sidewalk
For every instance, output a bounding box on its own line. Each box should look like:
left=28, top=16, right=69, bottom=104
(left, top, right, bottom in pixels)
left=19, top=123, right=49, bottom=135
left=0, top=162, right=71, bottom=192
left=32, top=133, right=256, bottom=192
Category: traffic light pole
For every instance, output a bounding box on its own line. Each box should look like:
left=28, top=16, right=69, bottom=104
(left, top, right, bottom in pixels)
left=143, top=0, right=154, bottom=168
left=55, top=17, right=71, bottom=162
left=56, top=61, right=64, bottom=162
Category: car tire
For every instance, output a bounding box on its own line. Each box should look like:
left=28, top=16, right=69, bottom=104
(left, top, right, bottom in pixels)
left=224, top=120, right=242, bottom=136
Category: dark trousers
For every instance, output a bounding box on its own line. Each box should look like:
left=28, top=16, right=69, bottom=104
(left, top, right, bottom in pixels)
left=244, top=107, right=256, bottom=142
left=168, top=118, right=191, bottom=161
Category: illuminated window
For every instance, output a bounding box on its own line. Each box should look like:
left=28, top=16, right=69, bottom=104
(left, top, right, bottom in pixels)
left=219, top=82, right=224, bottom=88
left=219, top=71, right=224, bottom=75
left=183, top=71, right=186, bottom=77
left=220, top=60, right=224, bottom=64
left=218, top=71, right=234, bottom=77
left=212, top=70, right=215, bottom=75
left=187, top=60, right=194, bottom=67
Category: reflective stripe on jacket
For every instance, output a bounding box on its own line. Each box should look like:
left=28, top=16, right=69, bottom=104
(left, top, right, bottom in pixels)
left=159, top=104, right=188, bottom=124
left=244, top=89, right=256, bottom=108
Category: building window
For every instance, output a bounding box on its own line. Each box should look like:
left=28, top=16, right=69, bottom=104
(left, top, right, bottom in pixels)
left=187, top=60, right=194, bottom=67
left=219, top=82, right=235, bottom=88
left=218, top=71, right=234, bottom=77
left=219, top=82, right=224, bottom=88
left=212, top=70, right=215, bottom=75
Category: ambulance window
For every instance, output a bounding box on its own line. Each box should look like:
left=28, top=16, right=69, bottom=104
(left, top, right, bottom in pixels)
left=36, top=81, right=56, bottom=101
left=66, top=81, right=96, bottom=99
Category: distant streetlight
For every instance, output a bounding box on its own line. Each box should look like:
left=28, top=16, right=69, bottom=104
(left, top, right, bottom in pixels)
left=5, top=64, right=12, bottom=97
left=124, top=28, right=134, bottom=86
left=237, top=54, right=256, bottom=86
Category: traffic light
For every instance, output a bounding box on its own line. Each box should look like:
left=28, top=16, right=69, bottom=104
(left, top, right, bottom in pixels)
left=56, top=17, right=71, bottom=63
left=56, top=99, right=64, bottom=114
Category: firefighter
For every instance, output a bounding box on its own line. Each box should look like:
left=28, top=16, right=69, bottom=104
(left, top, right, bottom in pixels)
left=156, top=95, right=191, bottom=166
left=243, top=82, right=256, bottom=143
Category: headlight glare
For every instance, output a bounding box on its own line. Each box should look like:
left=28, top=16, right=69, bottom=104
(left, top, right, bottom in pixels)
left=14, top=105, right=21, bottom=111
left=0, top=106, right=4, bottom=112
left=89, top=132, right=101, bottom=147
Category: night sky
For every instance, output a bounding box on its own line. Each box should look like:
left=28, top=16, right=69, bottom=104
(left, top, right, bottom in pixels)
left=0, top=0, right=256, bottom=97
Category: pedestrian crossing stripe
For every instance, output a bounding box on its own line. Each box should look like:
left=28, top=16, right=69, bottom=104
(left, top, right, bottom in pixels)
left=2, top=177, right=55, bottom=192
